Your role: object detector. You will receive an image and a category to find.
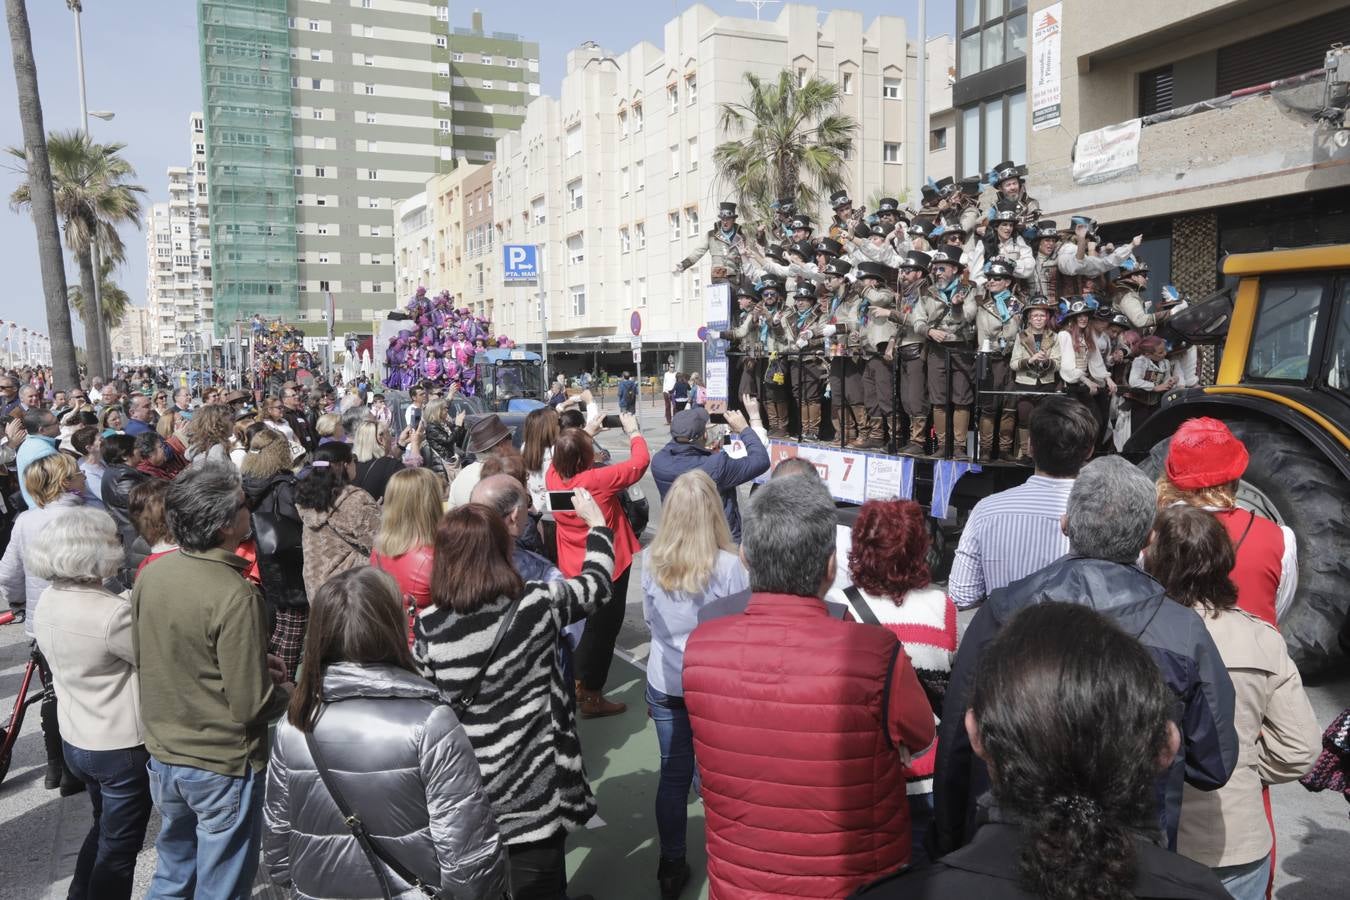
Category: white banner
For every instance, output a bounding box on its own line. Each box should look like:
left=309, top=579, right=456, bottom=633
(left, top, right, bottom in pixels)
left=1031, top=2, right=1062, bottom=132
left=1072, top=118, right=1143, bottom=184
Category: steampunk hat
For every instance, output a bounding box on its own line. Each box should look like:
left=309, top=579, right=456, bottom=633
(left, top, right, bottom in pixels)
left=1062, top=215, right=1100, bottom=236
left=877, top=197, right=901, bottom=213
left=1093, top=306, right=1118, bottom=322
left=868, top=223, right=890, bottom=238
left=898, top=250, right=932, bottom=272
left=991, top=160, right=1027, bottom=185
left=789, top=216, right=814, bottom=232
left=988, top=207, right=1020, bottom=225
left=734, top=285, right=759, bottom=301
left=857, top=260, right=900, bottom=282
left=1113, top=259, right=1150, bottom=282
left=920, top=183, right=940, bottom=204
left=759, top=274, right=784, bottom=293
left=765, top=243, right=787, bottom=264
left=829, top=189, right=852, bottom=209
left=793, top=283, right=818, bottom=301
left=1022, top=294, right=1058, bottom=312
left=787, top=239, right=816, bottom=260
left=1111, top=313, right=1132, bottom=328
left=815, top=237, right=844, bottom=258
left=1032, top=219, right=1060, bottom=240
left=1059, top=296, right=1094, bottom=319
left=984, top=257, right=1017, bottom=280
left=718, top=202, right=738, bottom=219
left=822, top=258, right=853, bottom=278
left=907, top=218, right=932, bottom=237
left=775, top=197, right=796, bottom=215
left=934, top=176, right=956, bottom=195
left=958, top=175, right=982, bottom=195
left=929, top=246, right=966, bottom=270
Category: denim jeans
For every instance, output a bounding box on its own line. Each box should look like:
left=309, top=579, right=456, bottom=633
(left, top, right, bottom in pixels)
left=646, top=683, right=696, bottom=861
left=62, top=743, right=153, bottom=900
left=1214, top=854, right=1271, bottom=900
left=145, top=758, right=264, bottom=900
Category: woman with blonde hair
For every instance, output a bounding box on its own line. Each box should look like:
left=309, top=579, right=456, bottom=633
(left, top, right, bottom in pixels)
left=153, top=409, right=190, bottom=477
left=185, top=403, right=234, bottom=468
left=371, top=467, right=445, bottom=641
left=352, top=418, right=404, bottom=500
left=421, top=397, right=465, bottom=476
left=640, top=469, right=748, bottom=894
left=230, top=419, right=269, bottom=469
left=315, top=411, right=344, bottom=446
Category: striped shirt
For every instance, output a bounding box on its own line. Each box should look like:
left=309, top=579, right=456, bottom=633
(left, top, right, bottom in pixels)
left=947, top=474, right=1074, bottom=610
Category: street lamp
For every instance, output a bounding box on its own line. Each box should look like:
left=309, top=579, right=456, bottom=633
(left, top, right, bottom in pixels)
left=88, top=110, right=114, bottom=121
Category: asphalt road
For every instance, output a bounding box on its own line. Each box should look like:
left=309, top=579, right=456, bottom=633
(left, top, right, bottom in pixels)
left=0, top=401, right=1346, bottom=898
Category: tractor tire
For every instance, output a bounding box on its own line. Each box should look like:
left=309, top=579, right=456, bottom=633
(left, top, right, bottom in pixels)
left=1140, top=418, right=1350, bottom=676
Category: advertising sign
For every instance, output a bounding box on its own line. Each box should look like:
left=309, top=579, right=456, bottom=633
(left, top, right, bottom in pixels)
left=1031, top=3, right=1063, bottom=131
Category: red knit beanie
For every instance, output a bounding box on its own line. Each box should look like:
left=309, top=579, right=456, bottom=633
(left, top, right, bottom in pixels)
left=1164, top=417, right=1249, bottom=490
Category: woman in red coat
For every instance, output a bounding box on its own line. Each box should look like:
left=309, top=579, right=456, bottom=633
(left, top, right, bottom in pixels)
left=545, top=412, right=648, bottom=717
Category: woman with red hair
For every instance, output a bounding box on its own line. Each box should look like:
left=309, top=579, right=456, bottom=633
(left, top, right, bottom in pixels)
left=834, top=498, right=957, bottom=863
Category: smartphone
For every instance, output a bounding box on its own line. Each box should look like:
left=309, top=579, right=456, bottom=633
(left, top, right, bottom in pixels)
left=547, top=490, right=577, bottom=512
left=601, top=414, right=623, bottom=428
left=708, top=412, right=727, bottom=425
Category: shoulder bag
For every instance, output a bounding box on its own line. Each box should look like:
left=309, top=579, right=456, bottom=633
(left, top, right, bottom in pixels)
left=304, top=726, right=442, bottom=899
left=452, top=594, right=523, bottom=715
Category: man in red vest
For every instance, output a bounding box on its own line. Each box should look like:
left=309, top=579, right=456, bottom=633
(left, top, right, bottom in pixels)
left=682, top=473, right=935, bottom=899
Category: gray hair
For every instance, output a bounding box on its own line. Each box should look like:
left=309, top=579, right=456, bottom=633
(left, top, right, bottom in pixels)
left=28, top=507, right=123, bottom=583
left=341, top=405, right=373, bottom=440
left=471, top=474, right=528, bottom=519
left=1065, top=457, right=1157, bottom=564
left=166, top=462, right=243, bottom=552
left=742, top=475, right=838, bottom=596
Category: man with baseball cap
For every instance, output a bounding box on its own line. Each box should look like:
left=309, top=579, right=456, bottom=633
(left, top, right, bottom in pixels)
left=650, top=406, right=769, bottom=542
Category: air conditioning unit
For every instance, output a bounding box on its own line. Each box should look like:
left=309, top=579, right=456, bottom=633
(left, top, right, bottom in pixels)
left=1319, top=44, right=1350, bottom=132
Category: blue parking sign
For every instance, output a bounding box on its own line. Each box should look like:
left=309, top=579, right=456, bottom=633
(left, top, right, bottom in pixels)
left=502, top=244, right=538, bottom=282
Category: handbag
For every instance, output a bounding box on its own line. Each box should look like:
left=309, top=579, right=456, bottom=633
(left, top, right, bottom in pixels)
left=843, top=586, right=947, bottom=718
left=304, top=727, right=442, bottom=899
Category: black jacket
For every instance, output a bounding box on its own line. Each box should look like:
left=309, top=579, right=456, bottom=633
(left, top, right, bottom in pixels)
left=283, top=408, right=317, bottom=453
left=930, top=556, right=1238, bottom=857
left=100, top=463, right=150, bottom=586
left=244, top=472, right=307, bottom=611
left=854, top=822, right=1229, bottom=899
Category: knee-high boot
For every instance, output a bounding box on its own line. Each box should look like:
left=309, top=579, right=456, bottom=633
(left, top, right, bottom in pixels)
left=930, top=407, right=949, bottom=458
left=999, top=411, right=1017, bottom=458
left=978, top=414, right=996, bottom=461
left=901, top=416, right=927, bottom=456
left=804, top=402, right=822, bottom=441
left=1016, top=426, right=1032, bottom=463
left=952, top=408, right=972, bottom=461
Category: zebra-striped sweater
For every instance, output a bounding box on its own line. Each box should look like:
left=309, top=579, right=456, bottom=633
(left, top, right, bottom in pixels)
left=413, top=528, right=615, bottom=845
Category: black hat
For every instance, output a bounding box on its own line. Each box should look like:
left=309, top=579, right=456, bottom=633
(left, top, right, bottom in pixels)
left=793, top=283, right=818, bottom=301
left=985, top=257, right=1017, bottom=280
left=1110, top=313, right=1132, bottom=328
left=907, top=219, right=931, bottom=237
left=789, top=216, right=813, bottom=232
left=1032, top=220, right=1060, bottom=240
left=989, top=208, right=1019, bottom=225
left=787, top=240, right=816, bottom=259
left=822, top=258, right=853, bottom=278
left=765, top=243, right=787, bottom=264
left=1023, top=295, right=1058, bottom=312
left=934, top=176, right=956, bottom=195
left=718, top=202, right=737, bottom=219
left=868, top=223, right=889, bottom=238
left=1092, top=306, right=1117, bottom=322
left=857, top=260, right=899, bottom=282
left=958, top=176, right=982, bottom=195
left=735, top=286, right=759, bottom=301
left=815, top=237, right=844, bottom=258
left=1060, top=296, right=1094, bottom=319
left=991, top=160, right=1026, bottom=185
left=877, top=197, right=900, bottom=213
left=1113, top=260, right=1150, bottom=282
left=899, top=250, right=931, bottom=272
left=776, top=197, right=796, bottom=215
left=829, top=189, right=851, bottom=209
left=759, top=275, right=784, bottom=294
left=921, top=184, right=940, bottom=203
left=936, top=220, right=968, bottom=237
left=929, top=246, right=966, bottom=270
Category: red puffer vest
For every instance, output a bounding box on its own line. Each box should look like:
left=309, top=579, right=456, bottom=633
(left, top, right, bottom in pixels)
left=683, top=593, right=934, bottom=899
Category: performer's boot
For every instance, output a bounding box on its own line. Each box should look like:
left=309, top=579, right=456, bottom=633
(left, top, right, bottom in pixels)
left=952, top=408, right=972, bottom=461
left=930, top=408, right=950, bottom=458
left=900, top=416, right=928, bottom=456
left=768, top=401, right=788, bottom=437
left=845, top=406, right=866, bottom=448
left=803, top=402, right=821, bottom=441
left=1016, top=427, right=1032, bottom=464
left=999, top=411, right=1017, bottom=460
left=978, top=414, right=996, bottom=461
left=858, top=416, right=886, bottom=450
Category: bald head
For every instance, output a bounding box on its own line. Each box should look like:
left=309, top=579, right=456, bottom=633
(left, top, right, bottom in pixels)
left=470, top=474, right=529, bottom=536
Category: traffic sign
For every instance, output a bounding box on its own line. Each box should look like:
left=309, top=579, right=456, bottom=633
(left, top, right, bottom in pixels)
left=629, top=335, right=642, bottom=349
left=630, top=310, right=642, bottom=336
left=632, top=349, right=641, bottom=363
left=502, top=244, right=539, bottom=281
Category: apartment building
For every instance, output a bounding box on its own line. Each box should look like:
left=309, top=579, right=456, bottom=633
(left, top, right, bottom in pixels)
left=198, top=0, right=474, bottom=333
left=926, top=35, right=957, bottom=182
left=143, top=113, right=215, bottom=362
left=952, top=0, right=1029, bottom=178
left=1024, top=0, right=1350, bottom=308
left=449, top=10, right=540, bottom=164
left=393, top=191, right=434, bottom=300
left=490, top=3, right=922, bottom=372
left=110, top=306, right=156, bottom=363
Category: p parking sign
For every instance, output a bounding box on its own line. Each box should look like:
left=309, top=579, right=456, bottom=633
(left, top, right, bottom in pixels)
left=502, top=244, right=539, bottom=282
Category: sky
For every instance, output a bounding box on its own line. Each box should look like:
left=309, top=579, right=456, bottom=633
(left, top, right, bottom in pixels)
left=0, top=0, right=954, bottom=346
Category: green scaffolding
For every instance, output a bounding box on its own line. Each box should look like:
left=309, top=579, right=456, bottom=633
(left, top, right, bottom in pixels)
left=198, top=0, right=297, bottom=337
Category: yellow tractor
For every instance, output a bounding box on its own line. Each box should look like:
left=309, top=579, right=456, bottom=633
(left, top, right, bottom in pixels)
left=1125, top=245, right=1350, bottom=675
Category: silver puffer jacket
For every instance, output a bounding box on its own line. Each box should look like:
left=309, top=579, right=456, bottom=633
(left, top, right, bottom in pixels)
left=263, top=662, right=510, bottom=900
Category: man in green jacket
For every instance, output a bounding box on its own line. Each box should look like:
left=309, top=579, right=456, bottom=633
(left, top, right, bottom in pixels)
left=133, top=462, right=291, bottom=900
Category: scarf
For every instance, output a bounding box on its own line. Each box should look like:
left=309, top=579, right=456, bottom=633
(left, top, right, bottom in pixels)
left=992, top=289, right=1014, bottom=322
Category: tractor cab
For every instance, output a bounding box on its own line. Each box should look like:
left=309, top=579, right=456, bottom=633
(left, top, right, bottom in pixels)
left=473, top=348, right=546, bottom=413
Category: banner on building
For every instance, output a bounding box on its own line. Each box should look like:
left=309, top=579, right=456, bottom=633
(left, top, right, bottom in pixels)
left=1072, top=118, right=1143, bottom=184
left=1031, top=2, right=1063, bottom=132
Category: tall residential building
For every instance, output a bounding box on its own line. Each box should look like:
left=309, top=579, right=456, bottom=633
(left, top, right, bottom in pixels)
left=449, top=10, right=540, bottom=164
left=143, top=113, right=215, bottom=361
left=110, top=306, right=156, bottom=362
left=490, top=4, right=918, bottom=371
left=198, top=0, right=474, bottom=333
left=926, top=35, right=957, bottom=182
left=393, top=160, right=498, bottom=317
left=953, top=0, right=1029, bottom=178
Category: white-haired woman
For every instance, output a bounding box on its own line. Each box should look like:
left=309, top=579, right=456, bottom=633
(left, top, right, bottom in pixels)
left=351, top=419, right=405, bottom=501
left=31, top=507, right=151, bottom=900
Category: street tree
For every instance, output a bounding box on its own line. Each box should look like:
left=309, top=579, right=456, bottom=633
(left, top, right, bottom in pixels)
left=68, top=256, right=128, bottom=327
left=713, top=70, right=858, bottom=226
left=7, top=130, right=145, bottom=381
left=4, top=0, right=79, bottom=389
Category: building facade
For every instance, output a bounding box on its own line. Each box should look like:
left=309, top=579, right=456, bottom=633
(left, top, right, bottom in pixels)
left=953, top=0, right=1029, bottom=178
left=110, top=306, right=156, bottom=363
left=1024, top=0, right=1350, bottom=309
left=449, top=11, right=540, bottom=164
left=489, top=3, right=921, bottom=375
left=393, top=191, right=434, bottom=301
left=926, top=34, right=957, bottom=182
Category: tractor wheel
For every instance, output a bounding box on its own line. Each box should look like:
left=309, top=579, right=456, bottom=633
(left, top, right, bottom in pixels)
left=1141, top=418, right=1350, bottom=676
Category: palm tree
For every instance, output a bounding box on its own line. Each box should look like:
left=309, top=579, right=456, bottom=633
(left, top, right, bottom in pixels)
left=713, top=71, right=858, bottom=226
left=6, top=130, right=145, bottom=381
left=4, top=0, right=79, bottom=389
left=68, top=255, right=128, bottom=326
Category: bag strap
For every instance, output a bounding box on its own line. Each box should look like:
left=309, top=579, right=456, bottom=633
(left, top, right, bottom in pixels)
left=1232, top=509, right=1258, bottom=554
left=454, top=594, right=523, bottom=714
left=843, top=585, right=882, bottom=626
left=304, top=727, right=440, bottom=899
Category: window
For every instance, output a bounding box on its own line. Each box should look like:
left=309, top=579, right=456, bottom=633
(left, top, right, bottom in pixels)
left=565, top=124, right=581, bottom=158
left=633, top=103, right=644, bottom=132
left=1246, top=279, right=1325, bottom=381
left=568, top=179, right=584, bottom=210
left=958, top=0, right=1026, bottom=77
left=619, top=110, right=628, bottom=138
left=452, top=51, right=463, bottom=62
left=570, top=286, right=586, bottom=317
left=686, top=75, right=696, bottom=104
left=308, top=20, right=320, bottom=31
left=482, top=55, right=493, bottom=67
left=532, top=197, right=546, bottom=226
left=1139, top=65, right=1175, bottom=117
left=567, top=234, right=584, bottom=265
left=957, top=88, right=1025, bottom=177
left=669, top=211, right=681, bottom=240
left=636, top=222, right=646, bottom=248
left=367, top=169, right=378, bottom=180
left=310, top=49, right=320, bottom=61
left=667, top=83, right=678, bottom=108
left=317, top=224, right=328, bottom=234
left=311, top=77, right=322, bottom=90
left=366, top=112, right=377, bottom=124
left=373, top=282, right=384, bottom=293
left=670, top=145, right=679, bottom=176
left=319, top=280, right=330, bottom=292
left=436, top=35, right=447, bottom=49
left=797, top=67, right=807, bottom=87
left=687, top=137, right=698, bottom=170
left=482, top=80, right=493, bottom=90
left=842, top=72, right=854, bottom=95
left=507, top=58, right=519, bottom=68
left=621, top=166, right=630, bottom=195
left=364, top=54, right=374, bottom=66
left=311, top=108, right=323, bottom=119
left=883, top=76, right=901, bottom=100
left=314, top=166, right=326, bottom=178
left=365, top=84, right=375, bottom=95
left=438, top=119, right=450, bottom=134
left=638, top=276, right=648, bottom=305
left=620, top=227, right=631, bottom=252
left=883, top=142, right=900, bottom=163
left=317, top=253, right=330, bottom=264
left=686, top=207, right=699, bottom=232
left=635, top=161, right=645, bottom=191
left=930, top=127, right=948, bottom=151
